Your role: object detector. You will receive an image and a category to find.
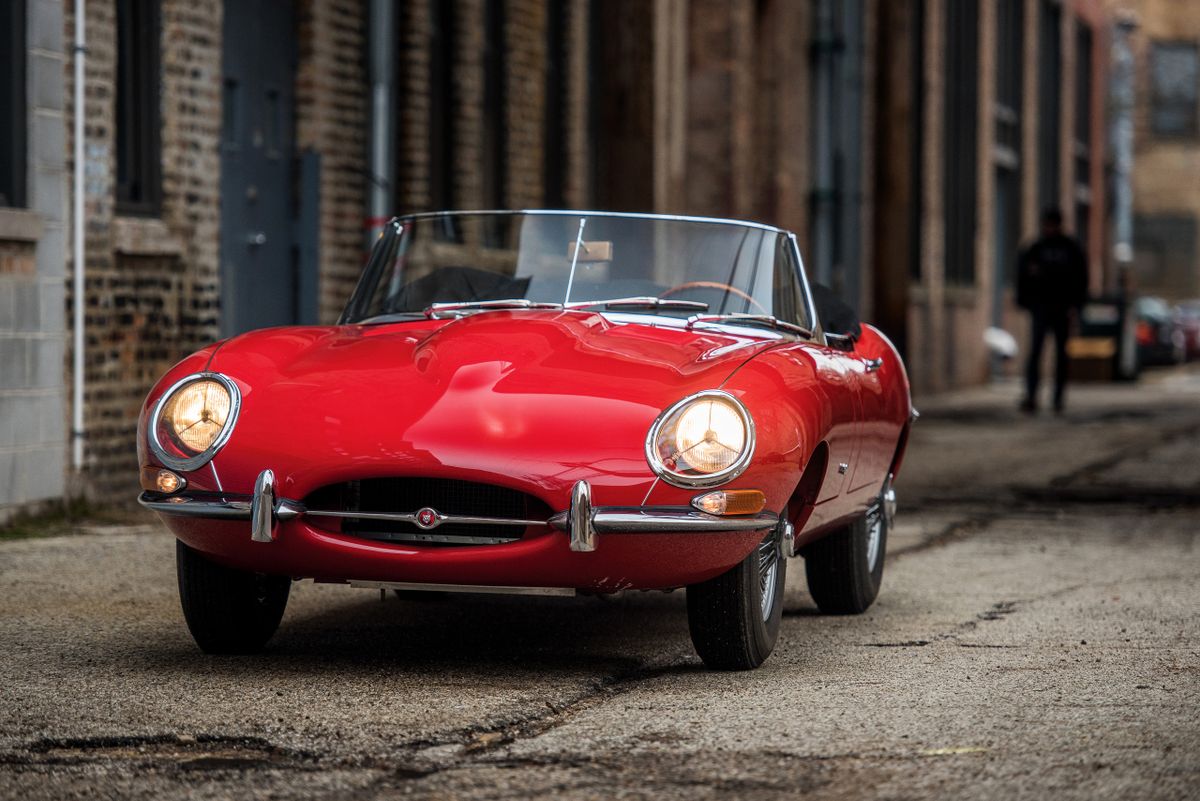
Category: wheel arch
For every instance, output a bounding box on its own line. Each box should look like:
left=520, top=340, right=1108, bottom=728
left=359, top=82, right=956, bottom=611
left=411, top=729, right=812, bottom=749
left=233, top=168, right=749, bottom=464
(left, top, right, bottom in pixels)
left=785, top=440, right=829, bottom=532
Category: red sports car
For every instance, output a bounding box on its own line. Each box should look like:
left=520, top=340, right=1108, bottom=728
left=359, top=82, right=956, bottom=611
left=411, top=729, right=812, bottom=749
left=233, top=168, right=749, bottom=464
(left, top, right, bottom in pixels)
left=138, top=211, right=914, bottom=669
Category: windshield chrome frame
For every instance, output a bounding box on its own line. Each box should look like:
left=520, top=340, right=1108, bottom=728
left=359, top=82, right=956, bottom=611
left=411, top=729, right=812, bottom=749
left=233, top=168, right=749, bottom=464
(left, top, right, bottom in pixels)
left=343, top=211, right=825, bottom=341
left=391, top=208, right=790, bottom=236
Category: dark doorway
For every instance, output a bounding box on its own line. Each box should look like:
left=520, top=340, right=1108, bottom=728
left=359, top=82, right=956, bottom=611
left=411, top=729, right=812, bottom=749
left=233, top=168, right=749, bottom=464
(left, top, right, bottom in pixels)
left=220, top=0, right=298, bottom=335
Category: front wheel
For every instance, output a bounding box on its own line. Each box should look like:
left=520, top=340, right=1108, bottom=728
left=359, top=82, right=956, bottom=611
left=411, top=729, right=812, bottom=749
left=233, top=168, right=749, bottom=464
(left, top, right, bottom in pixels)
left=803, top=476, right=893, bottom=614
left=176, top=541, right=291, bottom=654
left=686, top=527, right=787, bottom=670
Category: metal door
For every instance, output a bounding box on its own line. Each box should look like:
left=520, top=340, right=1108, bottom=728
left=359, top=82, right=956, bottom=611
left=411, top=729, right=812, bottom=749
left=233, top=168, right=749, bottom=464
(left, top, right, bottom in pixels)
left=220, top=0, right=297, bottom=335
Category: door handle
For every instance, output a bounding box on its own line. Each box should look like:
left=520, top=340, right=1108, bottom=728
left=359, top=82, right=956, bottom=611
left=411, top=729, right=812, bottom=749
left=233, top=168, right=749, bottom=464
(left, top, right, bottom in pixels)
left=864, top=358, right=883, bottom=372
left=248, top=231, right=267, bottom=246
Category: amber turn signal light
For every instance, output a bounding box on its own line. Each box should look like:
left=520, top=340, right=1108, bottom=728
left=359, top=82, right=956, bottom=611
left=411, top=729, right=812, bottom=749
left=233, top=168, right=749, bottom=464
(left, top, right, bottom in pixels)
left=691, top=489, right=766, bottom=516
left=141, top=465, right=186, bottom=494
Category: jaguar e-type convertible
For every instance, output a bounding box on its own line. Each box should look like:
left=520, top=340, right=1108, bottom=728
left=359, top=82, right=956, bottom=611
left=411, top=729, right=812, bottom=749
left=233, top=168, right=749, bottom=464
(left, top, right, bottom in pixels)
left=138, top=210, right=914, bottom=670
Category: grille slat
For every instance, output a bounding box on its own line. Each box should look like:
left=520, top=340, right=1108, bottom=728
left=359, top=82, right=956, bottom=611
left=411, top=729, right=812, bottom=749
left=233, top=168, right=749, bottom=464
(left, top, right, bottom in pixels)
left=303, top=478, right=552, bottom=545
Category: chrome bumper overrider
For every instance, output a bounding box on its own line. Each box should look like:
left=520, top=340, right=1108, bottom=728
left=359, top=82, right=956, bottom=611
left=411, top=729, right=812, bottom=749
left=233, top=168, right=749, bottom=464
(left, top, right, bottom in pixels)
left=139, top=473, right=780, bottom=552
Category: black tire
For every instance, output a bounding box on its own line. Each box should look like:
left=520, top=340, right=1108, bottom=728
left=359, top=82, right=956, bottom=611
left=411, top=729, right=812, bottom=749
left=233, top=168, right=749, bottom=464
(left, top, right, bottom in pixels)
left=176, top=540, right=291, bottom=654
left=804, top=492, right=888, bottom=615
left=687, top=530, right=787, bottom=670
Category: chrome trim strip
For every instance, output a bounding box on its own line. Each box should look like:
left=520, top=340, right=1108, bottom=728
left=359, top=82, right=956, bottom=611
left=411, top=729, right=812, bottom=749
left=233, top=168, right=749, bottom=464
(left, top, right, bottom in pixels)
left=591, top=508, right=777, bottom=533
left=138, top=491, right=303, bottom=521
left=303, top=509, right=547, bottom=527
left=390, top=209, right=789, bottom=235
left=549, top=506, right=778, bottom=533
left=348, top=580, right=575, bottom=597
left=788, top=231, right=823, bottom=341
left=147, top=372, right=242, bottom=473
left=139, top=491, right=254, bottom=519
left=643, top=390, right=757, bottom=489
left=349, top=531, right=519, bottom=546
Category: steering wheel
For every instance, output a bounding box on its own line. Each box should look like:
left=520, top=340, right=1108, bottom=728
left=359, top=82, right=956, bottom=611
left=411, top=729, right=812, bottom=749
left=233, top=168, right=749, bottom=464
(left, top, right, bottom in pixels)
left=660, top=281, right=770, bottom=315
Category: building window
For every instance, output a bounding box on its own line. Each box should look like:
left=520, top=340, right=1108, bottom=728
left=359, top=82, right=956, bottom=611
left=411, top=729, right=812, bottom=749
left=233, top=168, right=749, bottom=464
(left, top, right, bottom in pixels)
left=1, top=0, right=27, bottom=208
left=1149, top=41, right=1199, bottom=138
left=543, top=0, right=566, bottom=208
left=585, top=0, right=601, bottom=207
left=115, top=0, right=162, bottom=215
left=943, top=0, right=979, bottom=286
left=481, top=0, right=507, bottom=243
left=993, top=0, right=1022, bottom=291
left=428, top=0, right=457, bottom=212
left=1074, top=22, right=1093, bottom=247
left=1037, top=0, right=1062, bottom=213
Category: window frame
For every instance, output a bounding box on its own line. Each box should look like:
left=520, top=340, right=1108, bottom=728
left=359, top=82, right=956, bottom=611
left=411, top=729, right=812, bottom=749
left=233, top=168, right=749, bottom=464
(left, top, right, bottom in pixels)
left=115, top=0, right=163, bottom=216
left=0, top=0, right=27, bottom=209
left=1149, top=39, right=1200, bottom=139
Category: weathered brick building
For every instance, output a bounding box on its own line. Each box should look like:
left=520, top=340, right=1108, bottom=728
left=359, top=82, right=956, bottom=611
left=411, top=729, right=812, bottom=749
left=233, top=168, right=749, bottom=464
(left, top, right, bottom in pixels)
left=2, top=0, right=1133, bottom=513
left=1115, top=0, right=1200, bottom=299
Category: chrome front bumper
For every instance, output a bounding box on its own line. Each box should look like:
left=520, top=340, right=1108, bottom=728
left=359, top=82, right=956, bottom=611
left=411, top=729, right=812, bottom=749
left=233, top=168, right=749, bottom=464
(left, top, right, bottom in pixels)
left=139, top=473, right=780, bottom=552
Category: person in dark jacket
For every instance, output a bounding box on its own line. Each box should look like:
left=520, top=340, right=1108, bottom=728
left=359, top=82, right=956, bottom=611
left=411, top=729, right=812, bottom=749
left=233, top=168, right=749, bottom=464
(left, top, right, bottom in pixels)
left=1016, top=208, right=1089, bottom=413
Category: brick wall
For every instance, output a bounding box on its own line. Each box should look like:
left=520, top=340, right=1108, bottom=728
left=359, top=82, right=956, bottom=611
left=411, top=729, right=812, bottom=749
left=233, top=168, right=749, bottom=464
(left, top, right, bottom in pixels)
left=1123, top=0, right=1200, bottom=298
left=65, top=0, right=223, bottom=499
left=296, top=0, right=368, bottom=324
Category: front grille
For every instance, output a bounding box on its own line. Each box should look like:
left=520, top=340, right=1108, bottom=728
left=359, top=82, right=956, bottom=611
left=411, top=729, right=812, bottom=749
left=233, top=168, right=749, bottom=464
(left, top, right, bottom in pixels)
left=303, top=478, right=553, bottom=545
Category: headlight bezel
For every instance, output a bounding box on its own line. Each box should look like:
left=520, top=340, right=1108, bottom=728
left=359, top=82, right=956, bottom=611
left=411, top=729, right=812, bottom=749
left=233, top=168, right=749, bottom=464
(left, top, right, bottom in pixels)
left=148, top=372, right=242, bottom=472
left=644, top=389, right=756, bottom=488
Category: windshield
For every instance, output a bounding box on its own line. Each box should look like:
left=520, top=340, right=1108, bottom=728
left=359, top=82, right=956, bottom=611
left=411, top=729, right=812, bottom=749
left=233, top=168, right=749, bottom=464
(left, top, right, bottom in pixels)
left=340, top=212, right=813, bottom=331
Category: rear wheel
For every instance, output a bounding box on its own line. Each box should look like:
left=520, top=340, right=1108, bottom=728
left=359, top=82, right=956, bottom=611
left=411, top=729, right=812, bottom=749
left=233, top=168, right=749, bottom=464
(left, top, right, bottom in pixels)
left=804, top=477, right=892, bottom=615
left=176, top=541, right=290, bottom=654
left=686, top=527, right=787, bottom=670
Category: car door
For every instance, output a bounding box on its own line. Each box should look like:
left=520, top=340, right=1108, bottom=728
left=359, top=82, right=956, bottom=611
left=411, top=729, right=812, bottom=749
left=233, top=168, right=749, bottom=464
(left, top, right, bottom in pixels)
left=772, top=236, right=863, bottom=515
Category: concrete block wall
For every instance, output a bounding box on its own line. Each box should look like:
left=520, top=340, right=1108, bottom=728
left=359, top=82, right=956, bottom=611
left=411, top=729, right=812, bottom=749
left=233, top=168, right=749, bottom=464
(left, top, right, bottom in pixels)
left=0, top=0, right=68, bottom=519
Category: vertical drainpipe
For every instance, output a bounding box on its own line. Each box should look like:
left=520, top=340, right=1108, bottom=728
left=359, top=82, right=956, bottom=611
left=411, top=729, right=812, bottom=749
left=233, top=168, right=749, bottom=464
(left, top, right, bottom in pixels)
left=1108, top=12, right=1136, bottom=279
left=838, top=0, right=863, bottom=312
left=1109, top=11, right=1138, bottom=380
left=366, top=0, right=395, bottom=250
left=71, top=0, right=85, bottom=472
left=810, top=0, right=836, bottom=289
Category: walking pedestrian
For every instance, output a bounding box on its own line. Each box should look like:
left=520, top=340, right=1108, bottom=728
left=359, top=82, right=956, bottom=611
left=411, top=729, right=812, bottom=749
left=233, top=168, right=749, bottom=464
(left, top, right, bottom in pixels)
left=1016, top=208, right=1089, bottom=414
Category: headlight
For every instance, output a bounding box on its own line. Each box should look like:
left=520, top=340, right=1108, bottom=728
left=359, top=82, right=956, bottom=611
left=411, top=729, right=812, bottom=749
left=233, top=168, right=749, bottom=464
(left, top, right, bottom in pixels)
left=645, top=390, right=755, bottom=487
left=149, top=373, right=241, bottom=471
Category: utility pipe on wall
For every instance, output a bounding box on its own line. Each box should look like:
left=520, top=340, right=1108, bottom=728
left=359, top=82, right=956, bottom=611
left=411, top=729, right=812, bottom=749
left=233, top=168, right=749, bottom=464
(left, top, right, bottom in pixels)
left=810, top=0, right=836, bottom=290
left=71, top=0, right=85, bottom=471
left=366, top=0, right=395, bottom=250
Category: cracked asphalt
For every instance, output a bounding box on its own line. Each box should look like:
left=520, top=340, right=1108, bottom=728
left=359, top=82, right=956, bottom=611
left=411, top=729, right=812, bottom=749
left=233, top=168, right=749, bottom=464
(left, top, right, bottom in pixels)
left=2, top=369, right=1198, bottom=800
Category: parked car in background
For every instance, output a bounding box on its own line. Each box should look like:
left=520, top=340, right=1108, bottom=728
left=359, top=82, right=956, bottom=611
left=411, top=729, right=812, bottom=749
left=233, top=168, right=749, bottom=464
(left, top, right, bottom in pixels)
left=1134, top=296, right=1185, bottom=367
left=1174, top=301, right=1200, bottom=361
left=137, top=210, right=915, bottom=670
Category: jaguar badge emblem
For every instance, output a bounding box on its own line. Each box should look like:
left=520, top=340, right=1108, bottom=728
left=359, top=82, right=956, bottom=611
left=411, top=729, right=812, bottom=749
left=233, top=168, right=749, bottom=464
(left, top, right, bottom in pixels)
left=415, top=507, right=440, bottom=530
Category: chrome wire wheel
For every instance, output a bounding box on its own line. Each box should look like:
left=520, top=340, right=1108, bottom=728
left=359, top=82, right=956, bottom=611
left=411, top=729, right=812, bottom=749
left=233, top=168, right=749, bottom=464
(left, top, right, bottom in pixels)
left=865, top=503, right=884, bottom=574
left=757, top=531, right=780, bottom=621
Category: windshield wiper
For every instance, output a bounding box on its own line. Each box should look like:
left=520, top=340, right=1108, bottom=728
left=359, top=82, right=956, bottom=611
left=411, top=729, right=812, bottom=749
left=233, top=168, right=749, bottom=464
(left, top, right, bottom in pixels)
left=356, top=311, right=427, bottom=325
left=685, top=313, right=814, bottom=338
left=565, top=296, right=709, bottom=312
left=424, top=299, right=563, bottom=318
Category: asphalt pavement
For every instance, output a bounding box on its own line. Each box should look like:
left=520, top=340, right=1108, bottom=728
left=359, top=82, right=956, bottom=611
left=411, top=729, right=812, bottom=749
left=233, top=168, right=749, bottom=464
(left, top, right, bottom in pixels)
left=1, top=368, right=1198, bottom=800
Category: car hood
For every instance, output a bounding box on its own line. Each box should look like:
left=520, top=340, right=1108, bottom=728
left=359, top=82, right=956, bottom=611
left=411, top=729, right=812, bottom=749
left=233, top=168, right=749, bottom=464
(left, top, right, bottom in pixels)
left=204, top=311, right=777, bottom=499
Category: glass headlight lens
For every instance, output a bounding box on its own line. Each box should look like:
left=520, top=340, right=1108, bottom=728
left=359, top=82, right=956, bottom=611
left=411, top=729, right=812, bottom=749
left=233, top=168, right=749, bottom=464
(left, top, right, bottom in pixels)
left=162, top=380, right=231, bottom=453
left=150, top=375, right=239, bottom=468
left=647, top=391, right=754, bottom=486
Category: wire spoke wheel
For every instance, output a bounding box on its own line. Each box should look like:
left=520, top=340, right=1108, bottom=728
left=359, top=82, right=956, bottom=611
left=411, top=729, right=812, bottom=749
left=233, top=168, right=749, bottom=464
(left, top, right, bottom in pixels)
left=865, top=502, right=884, bottom=574
left=757, top=532, right=780, bottom=621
